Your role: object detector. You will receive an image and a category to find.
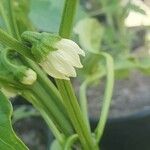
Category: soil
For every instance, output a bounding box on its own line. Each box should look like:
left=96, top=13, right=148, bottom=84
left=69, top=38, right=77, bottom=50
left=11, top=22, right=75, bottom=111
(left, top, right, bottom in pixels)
left=74, top=71, right=150, bottom=119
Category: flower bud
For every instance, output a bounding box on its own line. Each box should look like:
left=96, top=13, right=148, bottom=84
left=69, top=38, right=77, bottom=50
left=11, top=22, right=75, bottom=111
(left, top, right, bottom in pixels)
left=20, top=69, right=37, bottom=85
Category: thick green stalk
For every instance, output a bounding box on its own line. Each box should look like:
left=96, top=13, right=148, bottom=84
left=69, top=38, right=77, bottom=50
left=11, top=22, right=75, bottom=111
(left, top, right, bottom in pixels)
left=55, top=0, right=98, bottom=149
left=31, top=81, right=73, bottom=135
left=56, top=80, right=97, bottom=150
left=59, top=0, right=78, bottom=38
left=22, top=91, right=65, bottom=144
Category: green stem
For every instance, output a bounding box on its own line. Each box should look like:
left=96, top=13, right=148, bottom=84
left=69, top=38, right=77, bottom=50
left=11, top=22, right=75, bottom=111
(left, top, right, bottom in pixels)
left=95, top=52, right=114, bottom=143
left=59, top=0, right=78, bottom=38
left=0, top=0, right=32, bottom=59
left=79, top=65, right=106, bottom=130
left=79, top=81, right=90, bottom=130
left=64, top=134, right=78, bottom=150
left=30, top=81, right=73, bottom=136
left=0, top=28, right=33, bottom=59
left=22, top=90, right=65, bottom=144
left=56, top=80, right=97, bottom=150
left=5, top=0, right=20, bottom=39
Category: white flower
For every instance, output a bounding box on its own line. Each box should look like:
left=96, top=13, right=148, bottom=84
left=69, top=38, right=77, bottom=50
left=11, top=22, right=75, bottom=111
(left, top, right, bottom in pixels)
left=40, top=39, right=85, bottom=80
left=21, top=69, right=37, bottom=85
left=21, top=31, right=85, bottom=80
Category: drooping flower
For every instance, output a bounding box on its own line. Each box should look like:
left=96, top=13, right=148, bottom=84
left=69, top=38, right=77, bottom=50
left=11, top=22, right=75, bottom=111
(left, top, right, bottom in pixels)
left=22, top=32, right=85, bottom=80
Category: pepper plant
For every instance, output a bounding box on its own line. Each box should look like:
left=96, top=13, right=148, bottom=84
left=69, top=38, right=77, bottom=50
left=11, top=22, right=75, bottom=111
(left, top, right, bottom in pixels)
left=0, top=0, right=114, bottom=149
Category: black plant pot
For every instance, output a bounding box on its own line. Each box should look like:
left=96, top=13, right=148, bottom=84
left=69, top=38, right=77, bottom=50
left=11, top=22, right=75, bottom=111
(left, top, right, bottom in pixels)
left=91, top=109, right=150, bottom=150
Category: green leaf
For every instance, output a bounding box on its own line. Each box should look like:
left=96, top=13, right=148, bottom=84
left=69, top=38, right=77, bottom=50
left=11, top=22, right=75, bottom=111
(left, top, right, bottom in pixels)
left=0, top=91, right=29, bottom=150
left=74, top=18, right=103, bottom=53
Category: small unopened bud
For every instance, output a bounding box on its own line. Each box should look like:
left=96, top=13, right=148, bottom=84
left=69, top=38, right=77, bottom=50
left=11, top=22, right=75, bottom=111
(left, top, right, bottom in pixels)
left=21, top=69, right=37, bottom=85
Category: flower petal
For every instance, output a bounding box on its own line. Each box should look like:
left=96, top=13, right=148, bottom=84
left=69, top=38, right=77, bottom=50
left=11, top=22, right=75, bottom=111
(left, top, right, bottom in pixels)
left=48, top=52, right=77, bottom=77
left=55, top=39, right=85, bottom=56
left=57, top=48, right=83, bottom=68
left=40, top=58, right=69, bottom=80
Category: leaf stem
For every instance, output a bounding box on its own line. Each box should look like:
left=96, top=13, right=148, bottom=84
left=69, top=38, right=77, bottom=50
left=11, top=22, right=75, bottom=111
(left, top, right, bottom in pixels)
left=95, top=52, right=114, bottom=143
left=79, top=81, right=90, bottom=130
